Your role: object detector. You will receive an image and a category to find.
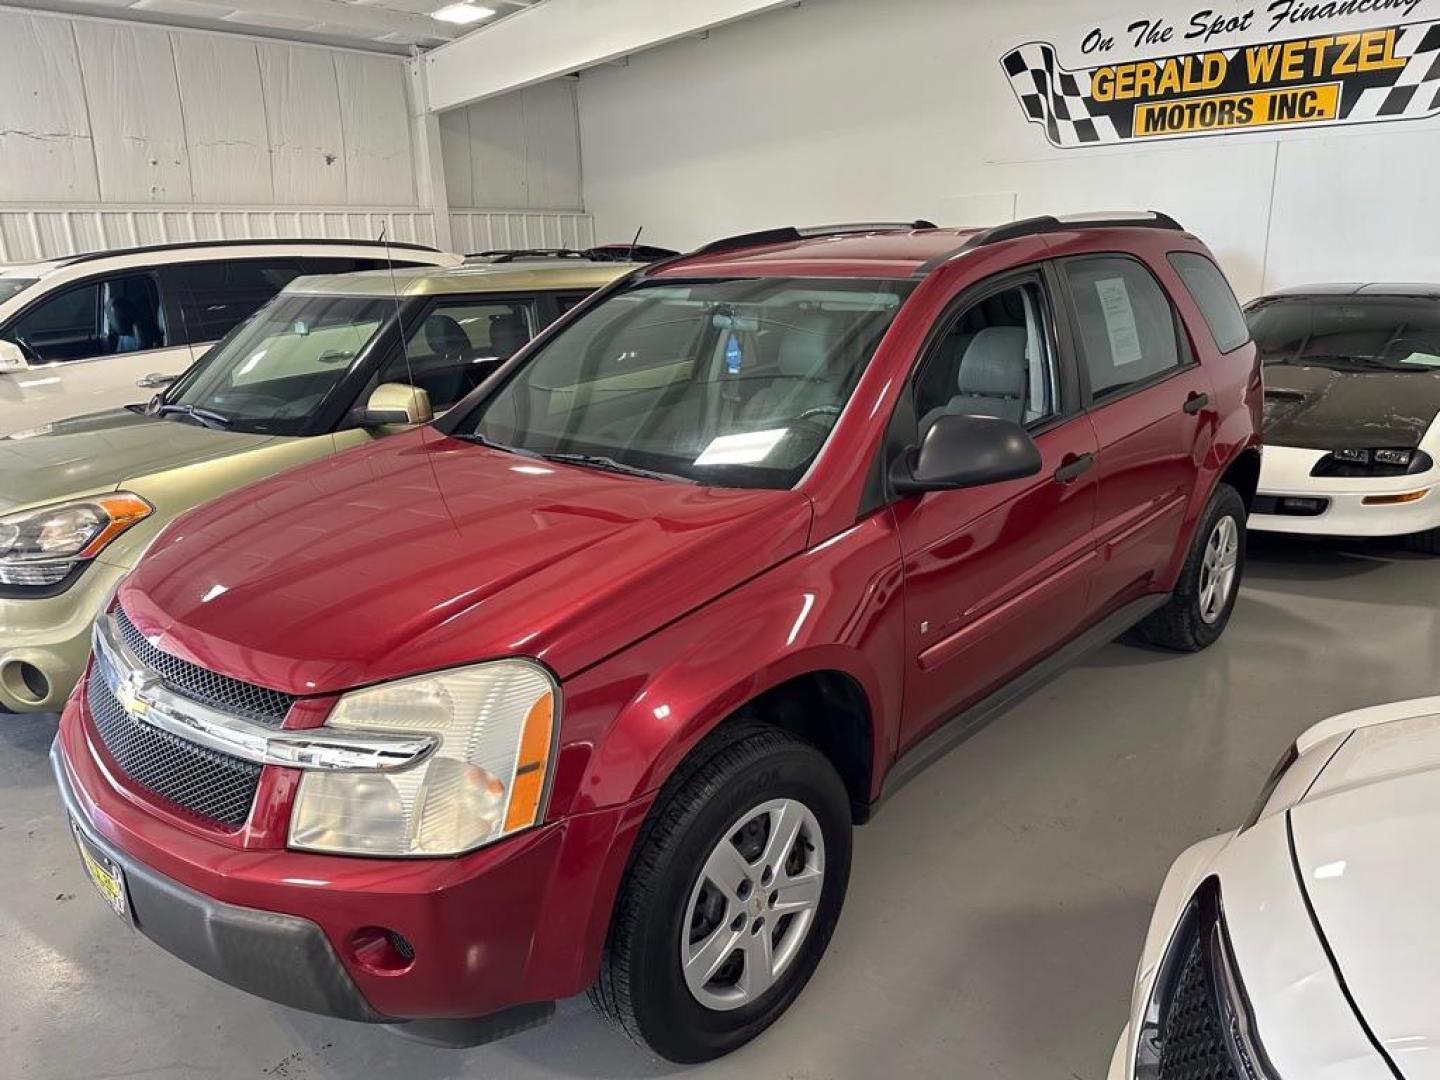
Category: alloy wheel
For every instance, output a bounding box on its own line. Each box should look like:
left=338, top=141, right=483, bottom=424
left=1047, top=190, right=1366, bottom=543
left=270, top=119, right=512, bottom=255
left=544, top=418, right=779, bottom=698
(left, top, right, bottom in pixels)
left=1198, top=515, right=1240, bottom=624
left=680, top=797, right=826, bottom=1011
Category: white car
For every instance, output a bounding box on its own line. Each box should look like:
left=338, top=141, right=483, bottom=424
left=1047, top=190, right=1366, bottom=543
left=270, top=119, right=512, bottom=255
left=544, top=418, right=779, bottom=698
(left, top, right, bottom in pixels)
left=1110, top=695, right=1440, bottom=1079
left=0, top=239, right=459, bottom=435
left=1246, top=284, right=1440, bottom=552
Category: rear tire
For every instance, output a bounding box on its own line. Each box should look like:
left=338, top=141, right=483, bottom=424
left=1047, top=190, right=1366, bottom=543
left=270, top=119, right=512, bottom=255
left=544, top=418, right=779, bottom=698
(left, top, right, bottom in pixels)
left=1134, top=483, right=1246, bottom=652
left=590, top=723, right=852, bottom=1064
left=1402, top=528, right=1440, bottom=555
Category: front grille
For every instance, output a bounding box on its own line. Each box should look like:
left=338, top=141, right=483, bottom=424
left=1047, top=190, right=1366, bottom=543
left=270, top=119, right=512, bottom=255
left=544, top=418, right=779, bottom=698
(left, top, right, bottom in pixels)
left=1158, top=934, right=1241, bottom=1080
left=86, top=664, right=261, bottom=829
left=114, top=606, right=294, bottom=727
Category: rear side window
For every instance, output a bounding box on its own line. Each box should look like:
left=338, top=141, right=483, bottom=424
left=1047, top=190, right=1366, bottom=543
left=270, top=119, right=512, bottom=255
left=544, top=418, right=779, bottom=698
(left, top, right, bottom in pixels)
left=1169, top=252, right=1249, bottom=353
left=168, top=258, right=302, bottom=344
left=1063, top=256, right=1182, bottom=399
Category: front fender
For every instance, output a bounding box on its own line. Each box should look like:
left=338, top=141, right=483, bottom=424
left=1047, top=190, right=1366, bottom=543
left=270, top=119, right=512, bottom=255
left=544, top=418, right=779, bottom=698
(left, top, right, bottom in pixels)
left=551, top=511, right=906, bottom=818
left=548, top=510, right=905, bottom=988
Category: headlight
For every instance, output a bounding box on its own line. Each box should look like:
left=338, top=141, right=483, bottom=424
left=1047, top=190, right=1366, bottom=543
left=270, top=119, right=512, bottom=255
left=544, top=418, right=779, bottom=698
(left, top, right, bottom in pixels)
left=289, top=660, right=558, bottom=857
left=0, top=493, right=153, bottom=587
left=1313, top=448, right=1432, bottom=476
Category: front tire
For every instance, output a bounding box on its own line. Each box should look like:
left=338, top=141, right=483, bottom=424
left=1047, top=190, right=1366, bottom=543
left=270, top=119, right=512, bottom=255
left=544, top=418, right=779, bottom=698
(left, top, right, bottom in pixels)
left=1135, top=483, right=1246, bottom=652
left=590, top=724, right=852, bottom=1063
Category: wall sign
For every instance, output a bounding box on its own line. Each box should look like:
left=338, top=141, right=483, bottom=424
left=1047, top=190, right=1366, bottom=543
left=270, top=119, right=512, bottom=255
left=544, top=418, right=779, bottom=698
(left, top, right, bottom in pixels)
left=1003, top=3, right=1440, bottom=146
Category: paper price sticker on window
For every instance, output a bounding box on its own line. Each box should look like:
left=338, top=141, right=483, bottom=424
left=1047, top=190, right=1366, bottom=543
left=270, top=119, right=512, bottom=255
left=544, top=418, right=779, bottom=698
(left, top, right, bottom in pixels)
left=1094, top=278, right=1143, bottom=367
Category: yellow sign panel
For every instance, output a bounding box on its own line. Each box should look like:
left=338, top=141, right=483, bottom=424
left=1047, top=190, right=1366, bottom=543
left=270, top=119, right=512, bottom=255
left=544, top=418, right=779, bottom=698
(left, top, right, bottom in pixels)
left=1134, top=82, right=1341, bottom=137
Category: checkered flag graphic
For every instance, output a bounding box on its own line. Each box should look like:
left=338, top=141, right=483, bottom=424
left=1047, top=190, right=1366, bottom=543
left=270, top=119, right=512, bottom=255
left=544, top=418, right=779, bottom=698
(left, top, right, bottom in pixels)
left=1001, top=43, right=1122, bottom=147
left=1345, top=22, right=1440, bottom=120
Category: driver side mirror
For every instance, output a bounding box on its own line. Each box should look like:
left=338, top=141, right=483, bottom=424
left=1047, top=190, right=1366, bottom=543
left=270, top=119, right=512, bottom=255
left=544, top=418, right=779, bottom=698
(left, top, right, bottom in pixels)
left=0, top=339, right=27, bottom=374
left=890, top=413, right=1043, bottom=495
left=354, top=382, right=433, bottom=427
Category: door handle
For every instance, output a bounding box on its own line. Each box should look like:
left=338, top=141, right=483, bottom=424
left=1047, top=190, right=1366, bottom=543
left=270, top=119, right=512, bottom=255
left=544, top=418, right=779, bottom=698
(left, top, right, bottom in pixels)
left=1182, top=392, right=1210, bottom=415
left=1053, top=453, right=1094, bottom=484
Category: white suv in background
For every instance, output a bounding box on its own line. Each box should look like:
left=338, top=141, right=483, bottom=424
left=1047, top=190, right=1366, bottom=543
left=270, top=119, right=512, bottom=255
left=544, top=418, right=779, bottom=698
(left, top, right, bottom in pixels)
left=0, top=239, right=460, bottom=434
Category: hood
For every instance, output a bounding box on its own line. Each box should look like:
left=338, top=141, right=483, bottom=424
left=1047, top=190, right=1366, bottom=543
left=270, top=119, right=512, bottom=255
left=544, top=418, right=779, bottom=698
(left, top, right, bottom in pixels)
left=1263, top=365, right=1440, bottom=450
left=1289, top=708, right=1440, bottom=1076
left=121, top=429, right=813, bottom=691
left=0, top=409, right=276, bottom=513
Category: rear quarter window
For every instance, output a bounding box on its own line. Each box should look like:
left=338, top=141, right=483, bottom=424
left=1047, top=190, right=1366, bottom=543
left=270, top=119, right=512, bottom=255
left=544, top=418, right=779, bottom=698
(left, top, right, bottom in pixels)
left=1168, top=252, right=1250, bottom=353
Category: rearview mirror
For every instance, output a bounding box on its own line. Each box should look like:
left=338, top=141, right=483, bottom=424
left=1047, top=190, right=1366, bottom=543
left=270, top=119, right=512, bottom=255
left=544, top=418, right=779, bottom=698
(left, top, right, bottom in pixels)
left=0, top=339, right=27, bottom=374
left=890, top=413, right=1043, bottom=495
left=355, top=382, right=433, bottom=427
left=136, top=371, right=179, bottom=389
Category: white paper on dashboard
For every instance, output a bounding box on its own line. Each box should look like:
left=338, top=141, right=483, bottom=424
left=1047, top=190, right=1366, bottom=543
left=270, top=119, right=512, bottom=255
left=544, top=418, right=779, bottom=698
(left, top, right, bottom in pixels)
left=694, top=428, right=789, bottom=466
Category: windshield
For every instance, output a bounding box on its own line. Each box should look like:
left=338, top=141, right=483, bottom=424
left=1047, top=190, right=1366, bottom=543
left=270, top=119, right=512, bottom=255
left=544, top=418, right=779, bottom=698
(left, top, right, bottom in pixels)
left=1247, top=295, right=1440, bottom=373
left=160, top=293, right=390, bottom=435
left=456, top=277, right=913, bottom=488
left=0, top=278, right=37, bottom=305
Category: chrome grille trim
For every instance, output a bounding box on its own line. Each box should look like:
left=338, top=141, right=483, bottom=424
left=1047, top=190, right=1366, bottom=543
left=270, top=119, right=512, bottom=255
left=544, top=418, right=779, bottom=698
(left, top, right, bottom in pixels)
left=113, top=606, right=294, bottom=727
left=92, top=611, right=436, bottom=773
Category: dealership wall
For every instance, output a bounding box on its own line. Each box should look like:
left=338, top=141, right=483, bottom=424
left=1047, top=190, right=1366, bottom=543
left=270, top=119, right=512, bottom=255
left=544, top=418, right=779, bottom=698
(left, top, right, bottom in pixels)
left=0, top=8, right=435, bottom=259
left=576, top=0, right=1440, bottom=299
left=438, top=79, right=595, bottom=253
left=0, top=8, right=595, bottom=261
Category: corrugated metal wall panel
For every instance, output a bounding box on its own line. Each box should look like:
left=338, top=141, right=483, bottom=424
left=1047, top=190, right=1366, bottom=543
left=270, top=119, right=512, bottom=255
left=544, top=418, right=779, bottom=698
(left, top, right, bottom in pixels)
left=0, top=205, right=443, bottom=261
left=447, top=210, right=595, bottom=254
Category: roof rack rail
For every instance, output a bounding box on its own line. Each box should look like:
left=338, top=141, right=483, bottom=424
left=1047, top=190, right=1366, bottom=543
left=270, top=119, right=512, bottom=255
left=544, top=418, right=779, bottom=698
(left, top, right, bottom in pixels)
left=692, top=220, right=939, bottom=258
left=52, top=236, right=444, bottom=268
left=468, top=248, right=588, bottom=262
left=913, top=211, right=1184, bottom=276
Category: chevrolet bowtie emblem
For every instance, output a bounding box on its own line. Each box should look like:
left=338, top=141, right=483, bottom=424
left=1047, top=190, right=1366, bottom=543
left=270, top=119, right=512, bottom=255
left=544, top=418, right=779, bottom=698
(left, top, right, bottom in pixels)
left=114, top=670, right=155, bottom=719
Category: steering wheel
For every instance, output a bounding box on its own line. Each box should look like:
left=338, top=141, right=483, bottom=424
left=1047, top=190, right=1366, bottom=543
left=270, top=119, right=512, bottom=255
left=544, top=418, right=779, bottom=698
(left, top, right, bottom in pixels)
left=9, top=334, right=40, bottom=363
left=1384, top=337, right=1440, bottom=364
left=797, top=404, right=842, bottom=421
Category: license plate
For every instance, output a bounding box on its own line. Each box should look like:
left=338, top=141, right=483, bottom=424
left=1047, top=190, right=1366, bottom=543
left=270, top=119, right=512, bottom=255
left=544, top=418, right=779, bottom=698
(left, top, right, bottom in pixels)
left=71, top=819, right=129, bottom=923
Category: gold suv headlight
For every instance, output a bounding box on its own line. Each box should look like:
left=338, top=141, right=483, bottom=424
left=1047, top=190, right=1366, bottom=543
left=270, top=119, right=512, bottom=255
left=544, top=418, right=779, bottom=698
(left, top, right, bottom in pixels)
left=288, top=660, right=558, bottom=857
left=0, top=493, right=153, bottom=587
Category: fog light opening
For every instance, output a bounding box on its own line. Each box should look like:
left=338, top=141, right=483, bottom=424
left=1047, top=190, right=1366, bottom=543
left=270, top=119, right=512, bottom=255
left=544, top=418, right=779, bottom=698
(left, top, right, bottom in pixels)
left=0, top=660, right=50, bottom=706
left=348, top=926, right=415, bottom=974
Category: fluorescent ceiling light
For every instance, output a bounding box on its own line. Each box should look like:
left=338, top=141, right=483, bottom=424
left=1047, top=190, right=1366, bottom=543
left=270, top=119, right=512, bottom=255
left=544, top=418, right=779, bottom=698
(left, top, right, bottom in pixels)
left=433, top=2, right=496, bottom=24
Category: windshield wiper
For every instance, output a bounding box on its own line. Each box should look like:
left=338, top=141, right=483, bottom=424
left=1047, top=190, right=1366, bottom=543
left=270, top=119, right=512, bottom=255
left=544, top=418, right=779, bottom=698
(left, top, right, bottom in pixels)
left=539, top=451, right=693, bottom=483
left=451, top=431, right=516, bottom=453
left=155, top=403, right=233, bottom=430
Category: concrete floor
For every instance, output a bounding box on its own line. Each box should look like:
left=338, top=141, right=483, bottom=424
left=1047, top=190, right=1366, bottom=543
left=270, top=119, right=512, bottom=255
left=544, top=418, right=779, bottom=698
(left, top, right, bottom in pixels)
left=4, top=533, right=1439, bottom=1080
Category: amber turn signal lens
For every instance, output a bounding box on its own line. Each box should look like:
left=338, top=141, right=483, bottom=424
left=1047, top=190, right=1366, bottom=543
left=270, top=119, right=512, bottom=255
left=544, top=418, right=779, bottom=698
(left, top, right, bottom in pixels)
left=77, top=493, right=153, bottom=558
left=504, top=692, right=555, bottom=832
left=1362, top=490, right=1429, bottom=506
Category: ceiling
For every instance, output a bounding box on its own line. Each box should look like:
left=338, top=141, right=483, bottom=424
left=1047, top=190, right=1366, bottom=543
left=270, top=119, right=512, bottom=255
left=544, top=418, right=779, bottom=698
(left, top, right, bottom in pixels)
left=0, top=0, right=545, bottom=53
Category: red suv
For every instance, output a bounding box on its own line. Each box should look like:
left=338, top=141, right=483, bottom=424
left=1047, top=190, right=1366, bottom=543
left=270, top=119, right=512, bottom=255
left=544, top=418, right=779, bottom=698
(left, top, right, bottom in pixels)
left=54, top=215, right=1261, bottom=1062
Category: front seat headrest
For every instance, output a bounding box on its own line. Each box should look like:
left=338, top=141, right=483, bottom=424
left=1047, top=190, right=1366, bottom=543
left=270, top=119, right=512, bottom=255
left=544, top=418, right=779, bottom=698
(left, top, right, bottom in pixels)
left=424, top=314, right=471, bottom=359
left=488, top=312, right=530, bottom=358
left=957, top=326, right=1029, bottom=399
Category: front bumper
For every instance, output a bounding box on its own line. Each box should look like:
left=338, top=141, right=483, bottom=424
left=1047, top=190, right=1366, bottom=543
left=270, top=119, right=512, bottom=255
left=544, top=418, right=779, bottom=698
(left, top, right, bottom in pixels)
left=53, top=739, right=385, bottom=1021
left=1249, top=444, right=1440, bottom=537
left=55, top=685, right=650, bottom=1028
left=0, top=559, right=125, bottom=712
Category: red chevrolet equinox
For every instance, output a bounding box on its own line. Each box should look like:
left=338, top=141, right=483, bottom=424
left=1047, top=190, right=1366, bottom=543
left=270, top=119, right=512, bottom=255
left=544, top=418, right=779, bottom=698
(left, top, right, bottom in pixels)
left=54, top=215, right=1261, bottom=1062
